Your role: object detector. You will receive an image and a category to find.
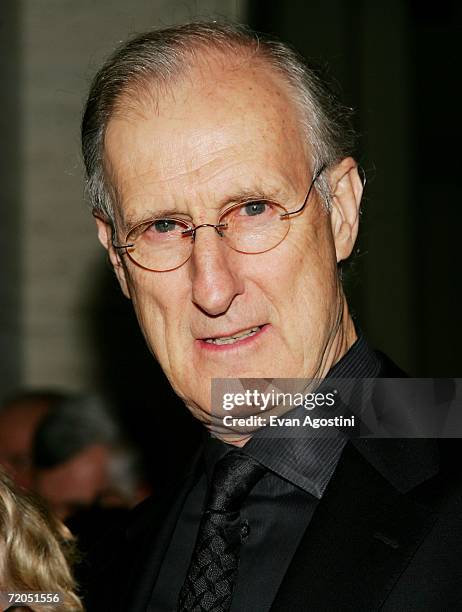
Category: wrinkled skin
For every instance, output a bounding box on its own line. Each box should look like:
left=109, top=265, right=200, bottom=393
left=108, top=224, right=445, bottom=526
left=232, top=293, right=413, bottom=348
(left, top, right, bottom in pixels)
left=96, top=55, right=363, bottom=444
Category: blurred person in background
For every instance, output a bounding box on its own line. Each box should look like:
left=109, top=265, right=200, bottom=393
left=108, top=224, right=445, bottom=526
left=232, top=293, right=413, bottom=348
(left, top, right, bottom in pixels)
left=29, top=394, right=153, bottom=601
left=31, top=393, right=120, bottom=521
left=0, top=466, right=83, bottom=612
left=31, top=393, right=151, bottom=521
left=0, top=391, right=64, bottom=489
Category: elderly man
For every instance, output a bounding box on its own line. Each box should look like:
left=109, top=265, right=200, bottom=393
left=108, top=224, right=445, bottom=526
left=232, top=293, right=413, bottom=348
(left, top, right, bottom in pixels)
left=82, top=22, right=462, bottom=612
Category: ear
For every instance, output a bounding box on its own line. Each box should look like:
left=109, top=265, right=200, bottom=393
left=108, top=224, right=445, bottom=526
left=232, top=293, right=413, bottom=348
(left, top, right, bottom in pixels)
left=94, top=215, right=131, bottom=299
left=328, top=157, right=363, bottom=262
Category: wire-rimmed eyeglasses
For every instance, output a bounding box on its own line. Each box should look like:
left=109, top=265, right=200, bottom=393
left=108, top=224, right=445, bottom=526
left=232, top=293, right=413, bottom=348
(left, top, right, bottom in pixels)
left=112, top=164, right=326, bottom=272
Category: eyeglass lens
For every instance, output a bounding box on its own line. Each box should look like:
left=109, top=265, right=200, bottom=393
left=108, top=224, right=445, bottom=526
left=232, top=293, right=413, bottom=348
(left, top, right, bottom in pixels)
left=124, top=200, right=290, bottom=271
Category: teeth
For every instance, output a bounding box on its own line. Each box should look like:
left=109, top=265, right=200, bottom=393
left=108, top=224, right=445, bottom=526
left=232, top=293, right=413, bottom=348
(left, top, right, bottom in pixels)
left=205, top=326, right=260, bottom=345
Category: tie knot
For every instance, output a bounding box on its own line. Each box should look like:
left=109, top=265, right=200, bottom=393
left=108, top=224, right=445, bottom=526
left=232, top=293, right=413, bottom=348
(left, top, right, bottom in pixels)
left=206, top=451, right=266, bottom=514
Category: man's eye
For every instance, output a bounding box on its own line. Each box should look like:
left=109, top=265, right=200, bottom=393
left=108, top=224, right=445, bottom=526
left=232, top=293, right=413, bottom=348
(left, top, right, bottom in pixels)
left=242, top=201, right=269, bottom=216
left=152, top=219, right=178, bottom=233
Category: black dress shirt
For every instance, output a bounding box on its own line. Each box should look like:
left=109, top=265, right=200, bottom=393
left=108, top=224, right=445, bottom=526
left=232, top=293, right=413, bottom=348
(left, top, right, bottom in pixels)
left=149, top=334, right=381, bottom=611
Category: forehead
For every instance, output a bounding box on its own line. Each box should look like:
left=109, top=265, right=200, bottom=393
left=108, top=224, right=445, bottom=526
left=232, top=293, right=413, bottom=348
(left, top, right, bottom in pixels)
left=104, top=56, right=310, bottom=224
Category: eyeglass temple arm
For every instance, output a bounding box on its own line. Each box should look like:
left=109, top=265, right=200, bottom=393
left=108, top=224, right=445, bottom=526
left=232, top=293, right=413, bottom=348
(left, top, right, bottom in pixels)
left=280, top=163, right=327, bottom=219
left=90, top=210, right=133, bottom=249
left=113, top=241, right=135, bottom=249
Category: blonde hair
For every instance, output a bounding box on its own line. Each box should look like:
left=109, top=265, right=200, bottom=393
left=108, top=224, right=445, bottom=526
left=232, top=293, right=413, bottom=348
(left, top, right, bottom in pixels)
left=0, top=468, right=83, bottom=611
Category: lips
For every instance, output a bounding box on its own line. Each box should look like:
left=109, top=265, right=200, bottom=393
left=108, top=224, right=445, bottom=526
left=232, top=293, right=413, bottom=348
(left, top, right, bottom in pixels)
left=204, top=326, right=262, bottom=345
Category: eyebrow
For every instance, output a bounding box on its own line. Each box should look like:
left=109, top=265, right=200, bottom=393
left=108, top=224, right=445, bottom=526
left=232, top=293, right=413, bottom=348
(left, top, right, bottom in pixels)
left=122, top=208, right=186, bottom=231
left=120, top=185, right=290, bottom=231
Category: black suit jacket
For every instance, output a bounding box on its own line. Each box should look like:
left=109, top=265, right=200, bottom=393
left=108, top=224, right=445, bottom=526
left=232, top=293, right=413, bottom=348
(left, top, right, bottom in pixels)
left=85, top=357, right=462, bottom=611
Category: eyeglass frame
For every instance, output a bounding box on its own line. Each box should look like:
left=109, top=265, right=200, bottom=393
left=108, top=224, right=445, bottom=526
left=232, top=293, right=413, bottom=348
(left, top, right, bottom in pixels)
left=111, top=163, right=327, bottom=271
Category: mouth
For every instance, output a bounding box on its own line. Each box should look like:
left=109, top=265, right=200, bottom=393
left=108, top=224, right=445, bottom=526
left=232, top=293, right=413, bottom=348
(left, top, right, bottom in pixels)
left=204, top=326, right=261, bottom=345
left=199, top=324, right=268, bottom=349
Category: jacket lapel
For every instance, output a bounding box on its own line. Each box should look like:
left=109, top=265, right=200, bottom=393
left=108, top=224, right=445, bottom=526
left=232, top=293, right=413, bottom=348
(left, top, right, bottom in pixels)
left=271, top=442, right=438, bottom=611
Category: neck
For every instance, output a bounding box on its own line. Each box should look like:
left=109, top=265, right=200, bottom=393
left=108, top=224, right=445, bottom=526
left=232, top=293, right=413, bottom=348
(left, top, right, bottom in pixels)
left=316, top=294, right=357, bottom=379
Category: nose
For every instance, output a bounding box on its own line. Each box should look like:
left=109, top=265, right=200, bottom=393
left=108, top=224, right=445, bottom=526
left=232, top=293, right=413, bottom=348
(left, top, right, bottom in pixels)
left=190, top=225, right=244, bottom=316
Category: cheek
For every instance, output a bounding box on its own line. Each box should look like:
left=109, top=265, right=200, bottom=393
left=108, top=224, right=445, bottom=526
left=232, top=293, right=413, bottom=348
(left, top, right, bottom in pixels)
left=126, top=268, right=190, bottom=361
left=271, top=221, right=337, bottom=299
left=265, top=222, right=339, bottom=342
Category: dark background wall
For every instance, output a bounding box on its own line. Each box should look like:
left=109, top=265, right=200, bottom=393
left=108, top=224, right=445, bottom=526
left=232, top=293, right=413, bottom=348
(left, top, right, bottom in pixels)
left=0, top=3, right=21, bottom=394
left=248, top=0, right=461, bottom=377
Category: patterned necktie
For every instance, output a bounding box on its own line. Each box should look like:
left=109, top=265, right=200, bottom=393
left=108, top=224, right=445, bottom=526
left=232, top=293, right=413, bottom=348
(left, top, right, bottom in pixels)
left=177, top=451, right=266, bottom=612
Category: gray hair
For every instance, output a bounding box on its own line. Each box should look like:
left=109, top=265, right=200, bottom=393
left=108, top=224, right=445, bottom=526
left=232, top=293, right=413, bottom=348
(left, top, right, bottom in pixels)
left=81, top=21, right=356, bottom=224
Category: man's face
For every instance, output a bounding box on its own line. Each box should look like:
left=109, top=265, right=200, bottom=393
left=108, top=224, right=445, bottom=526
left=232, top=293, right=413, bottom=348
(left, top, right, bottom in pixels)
left=100, top=58, right=358, bottom=423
